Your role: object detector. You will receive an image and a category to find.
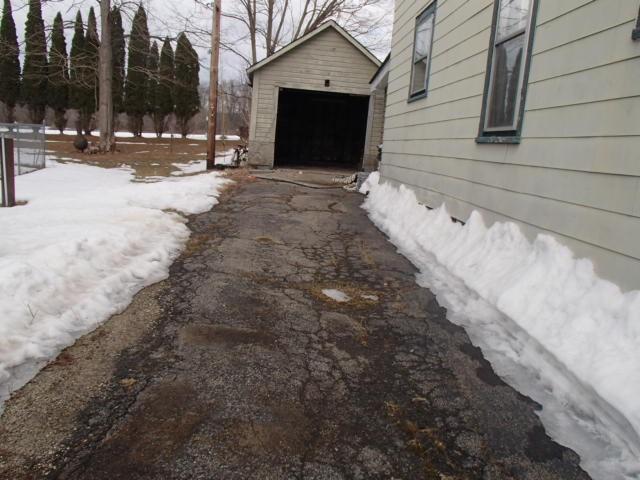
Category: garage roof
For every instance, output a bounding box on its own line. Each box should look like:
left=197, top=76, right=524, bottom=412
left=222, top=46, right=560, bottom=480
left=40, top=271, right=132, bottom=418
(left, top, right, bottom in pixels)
left=246, top=20, right=381, bottom=81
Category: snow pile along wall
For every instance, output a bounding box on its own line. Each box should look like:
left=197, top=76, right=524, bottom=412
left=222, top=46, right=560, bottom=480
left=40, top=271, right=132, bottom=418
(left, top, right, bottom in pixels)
left=0, top=161, right=230, bottom=405
left=360, top=172, right=640, bottom=480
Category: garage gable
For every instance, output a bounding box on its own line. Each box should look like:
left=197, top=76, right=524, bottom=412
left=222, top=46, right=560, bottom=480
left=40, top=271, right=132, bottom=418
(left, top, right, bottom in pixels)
left=247, top=21, right=381, bottom=82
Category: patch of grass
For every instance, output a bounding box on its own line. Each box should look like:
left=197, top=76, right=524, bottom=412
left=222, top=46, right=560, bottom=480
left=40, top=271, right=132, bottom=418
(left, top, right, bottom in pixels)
left=45, top=133, right=235, bottom=180
left=383, top=398, right=461, bottom=480
left=254, top=236, right=281, bottom=245
left=183, top=233, right=210, bottom=256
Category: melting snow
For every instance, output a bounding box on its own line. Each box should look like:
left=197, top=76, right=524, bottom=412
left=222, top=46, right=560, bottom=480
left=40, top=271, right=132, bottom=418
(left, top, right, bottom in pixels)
left=0, top=161, right=230, bottom=409
left=322, top=289, right=351, bottom=303
left=360, top=172, right=640, bottom=480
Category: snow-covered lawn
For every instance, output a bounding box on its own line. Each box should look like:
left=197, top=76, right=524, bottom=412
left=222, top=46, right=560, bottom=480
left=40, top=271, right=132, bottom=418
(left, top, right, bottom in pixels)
left=0, top=161, right=229, bottom=408
left=360, top=173, right=640, bottom=480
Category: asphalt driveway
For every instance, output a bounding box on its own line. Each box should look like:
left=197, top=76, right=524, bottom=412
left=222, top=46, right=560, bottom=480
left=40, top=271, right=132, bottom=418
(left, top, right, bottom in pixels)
left=0, top=175, right=589, bottom=479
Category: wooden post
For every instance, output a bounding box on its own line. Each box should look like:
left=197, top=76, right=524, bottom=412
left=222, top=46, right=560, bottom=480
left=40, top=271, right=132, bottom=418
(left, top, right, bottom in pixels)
left=1, top=137, right=16, bottom=207
left=206, top=0, right=222, bottom=170
left=98, top=0, right=115, bottom=152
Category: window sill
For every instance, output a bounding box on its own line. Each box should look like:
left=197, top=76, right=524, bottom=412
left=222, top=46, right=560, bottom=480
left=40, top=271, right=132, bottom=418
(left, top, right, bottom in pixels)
left=476, top=135, right=521, bottom=144
left=633, top=28, right=640, bottom=41
left=408, top=91, right=428, bottom=103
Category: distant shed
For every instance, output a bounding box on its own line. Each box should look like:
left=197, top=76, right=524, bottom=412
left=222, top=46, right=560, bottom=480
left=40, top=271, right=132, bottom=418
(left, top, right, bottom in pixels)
left=246, top=21, right=384, bottom=171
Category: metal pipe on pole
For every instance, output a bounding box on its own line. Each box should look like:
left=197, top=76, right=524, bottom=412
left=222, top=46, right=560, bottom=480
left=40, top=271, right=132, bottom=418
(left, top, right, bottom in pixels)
left=206, top=0, right=222, bottom=170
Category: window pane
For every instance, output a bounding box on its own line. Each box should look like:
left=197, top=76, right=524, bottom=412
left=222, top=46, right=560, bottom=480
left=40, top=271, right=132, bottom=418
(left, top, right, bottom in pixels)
left=486, top=33, right=524, bottom=129
left=411, top=58, right=428, bottom=94
left=414, top=14, right=434, bottom=59
left=496, top=0, right=531, bottom=40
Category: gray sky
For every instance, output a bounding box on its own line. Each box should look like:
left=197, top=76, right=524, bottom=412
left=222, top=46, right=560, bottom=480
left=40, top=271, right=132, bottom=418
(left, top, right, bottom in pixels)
left=9, top=0, right=393, bottom=83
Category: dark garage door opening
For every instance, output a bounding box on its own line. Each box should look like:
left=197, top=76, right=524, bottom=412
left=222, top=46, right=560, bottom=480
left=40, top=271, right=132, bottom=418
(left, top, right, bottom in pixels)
left=274, top=88, right=369, bottom=169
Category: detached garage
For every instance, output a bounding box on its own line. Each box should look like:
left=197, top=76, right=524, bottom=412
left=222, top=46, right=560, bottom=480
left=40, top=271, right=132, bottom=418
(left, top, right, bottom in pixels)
left=247, top=21, right=385, bottom=171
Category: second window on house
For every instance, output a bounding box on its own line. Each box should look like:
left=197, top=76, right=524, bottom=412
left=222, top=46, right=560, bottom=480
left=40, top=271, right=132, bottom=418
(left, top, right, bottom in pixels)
left=482, top=0, right=536, bottom=135
left=410, top=3, right=436, bottom=99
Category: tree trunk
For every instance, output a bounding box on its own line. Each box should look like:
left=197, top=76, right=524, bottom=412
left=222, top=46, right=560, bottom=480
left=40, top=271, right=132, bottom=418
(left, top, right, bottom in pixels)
left=98, top=0, right=115, bottom=152
left=6, top=106, right=15, bottom=124
left=153, top=113, right=165, bottom=138
left=54, top=109, right=66, bottom=133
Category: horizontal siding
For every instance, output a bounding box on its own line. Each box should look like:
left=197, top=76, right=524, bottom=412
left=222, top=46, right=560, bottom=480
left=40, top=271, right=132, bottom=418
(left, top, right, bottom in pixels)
left=381, top=0, right=640, bottom=289
left=381, top=151, right=640, bottom=217
left=250, top=28, right=380, bottom=145
left=379, top=169, right=640, bottom=289
left=368, top=91, right=386, bottom=156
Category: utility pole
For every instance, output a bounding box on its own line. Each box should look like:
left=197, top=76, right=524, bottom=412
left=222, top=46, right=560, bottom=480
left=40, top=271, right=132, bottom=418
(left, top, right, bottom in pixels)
left=98, top=0, right=114, bottom=152
left=206, top=0, right=221, bottom=170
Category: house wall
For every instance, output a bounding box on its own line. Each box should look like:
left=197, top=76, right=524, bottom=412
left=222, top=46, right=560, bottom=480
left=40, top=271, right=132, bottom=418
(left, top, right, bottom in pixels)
left=363, top=89, right=387, bottom=172
left=248, top=28, right=382, bottom=170
left=381, top=0, right=640, bottom=289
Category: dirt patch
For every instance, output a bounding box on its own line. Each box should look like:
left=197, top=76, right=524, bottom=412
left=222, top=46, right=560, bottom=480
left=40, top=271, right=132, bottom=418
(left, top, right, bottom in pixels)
left=45, top=133, right=236, bottom=179
left=71, top=381, right=207, bottom=477
left=320, top=311, right=370, bottom=346
left=383, top=399, right=460, bottom=479
left=179, top=324, right=276, bottom=348
left=183, top=233, right=212, bottom=256
left=219, top=403, right=310, bottom=457
left=254, top=235, right=282, bottom=245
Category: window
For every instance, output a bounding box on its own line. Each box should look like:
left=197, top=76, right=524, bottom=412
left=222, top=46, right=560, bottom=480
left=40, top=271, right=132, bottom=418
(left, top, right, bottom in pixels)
left=633, top=4, right=640, bottom=40
left=409, top=3, right=436, bottom=100
left=478, top=0, right=538, bottom=141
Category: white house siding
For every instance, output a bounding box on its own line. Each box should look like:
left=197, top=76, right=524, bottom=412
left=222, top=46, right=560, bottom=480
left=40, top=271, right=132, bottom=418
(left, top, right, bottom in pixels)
left=363, top=89, right=387, bottom=171
left=380, top=0, right=640, bottom=289
left=248, top=27, right=383, bottom=169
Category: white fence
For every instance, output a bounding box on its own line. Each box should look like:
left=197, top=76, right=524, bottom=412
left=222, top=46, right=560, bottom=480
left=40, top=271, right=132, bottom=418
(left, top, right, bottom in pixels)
left=0, top=123, right=46, bottom=206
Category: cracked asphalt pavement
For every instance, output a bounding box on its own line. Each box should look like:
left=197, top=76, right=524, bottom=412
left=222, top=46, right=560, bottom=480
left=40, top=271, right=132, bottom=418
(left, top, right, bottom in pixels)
left=0, top=176, right=590, bottom=479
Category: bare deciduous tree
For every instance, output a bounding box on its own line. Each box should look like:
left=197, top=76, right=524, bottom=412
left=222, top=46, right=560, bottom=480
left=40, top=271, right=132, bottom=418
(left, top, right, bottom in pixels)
left=165, top=0, right=391, bottom=70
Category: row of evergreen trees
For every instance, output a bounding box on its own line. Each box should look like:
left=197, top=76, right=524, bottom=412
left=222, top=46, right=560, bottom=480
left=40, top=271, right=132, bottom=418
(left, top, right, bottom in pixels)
left=0, top=0, right=201, bottom=137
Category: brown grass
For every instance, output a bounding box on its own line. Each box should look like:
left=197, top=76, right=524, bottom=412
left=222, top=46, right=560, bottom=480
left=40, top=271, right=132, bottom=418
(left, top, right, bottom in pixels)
left=45, top=133, right=238, bottom=179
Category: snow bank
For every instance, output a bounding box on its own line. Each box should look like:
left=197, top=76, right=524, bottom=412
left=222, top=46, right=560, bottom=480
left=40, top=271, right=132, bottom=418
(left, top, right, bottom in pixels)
left=360, top=173, right=640, bottom=479
left=0, top=161, right=229, bottom=405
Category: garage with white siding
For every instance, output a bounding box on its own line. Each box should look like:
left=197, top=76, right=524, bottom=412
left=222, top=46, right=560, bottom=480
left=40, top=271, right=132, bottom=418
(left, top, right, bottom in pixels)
left=247, top=21, right=384, bottom=171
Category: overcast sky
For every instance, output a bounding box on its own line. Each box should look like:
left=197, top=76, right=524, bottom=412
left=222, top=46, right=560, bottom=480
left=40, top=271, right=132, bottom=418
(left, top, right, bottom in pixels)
left=9, top=0, right=393, bottom=84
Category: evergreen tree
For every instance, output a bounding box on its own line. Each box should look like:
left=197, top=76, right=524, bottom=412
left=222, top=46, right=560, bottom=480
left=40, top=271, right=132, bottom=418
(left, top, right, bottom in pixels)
left=124, top=5, right=149, bottom=137
left=21, top=0, right=47, bottom=124
left=147, top=41, right=162, bottom=137
left=49, top=12, right=68, bottom=133
left=174, top=33, right=199, bottom=138
left=156, top=37, right=175, bottom=137
left=0, top=0, right=20, bottom=122
left=69, top=11, right=85, bottom=134
left=110, top=6, right=125, bottom=120
left=82, top=6, right=99, bottom=135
